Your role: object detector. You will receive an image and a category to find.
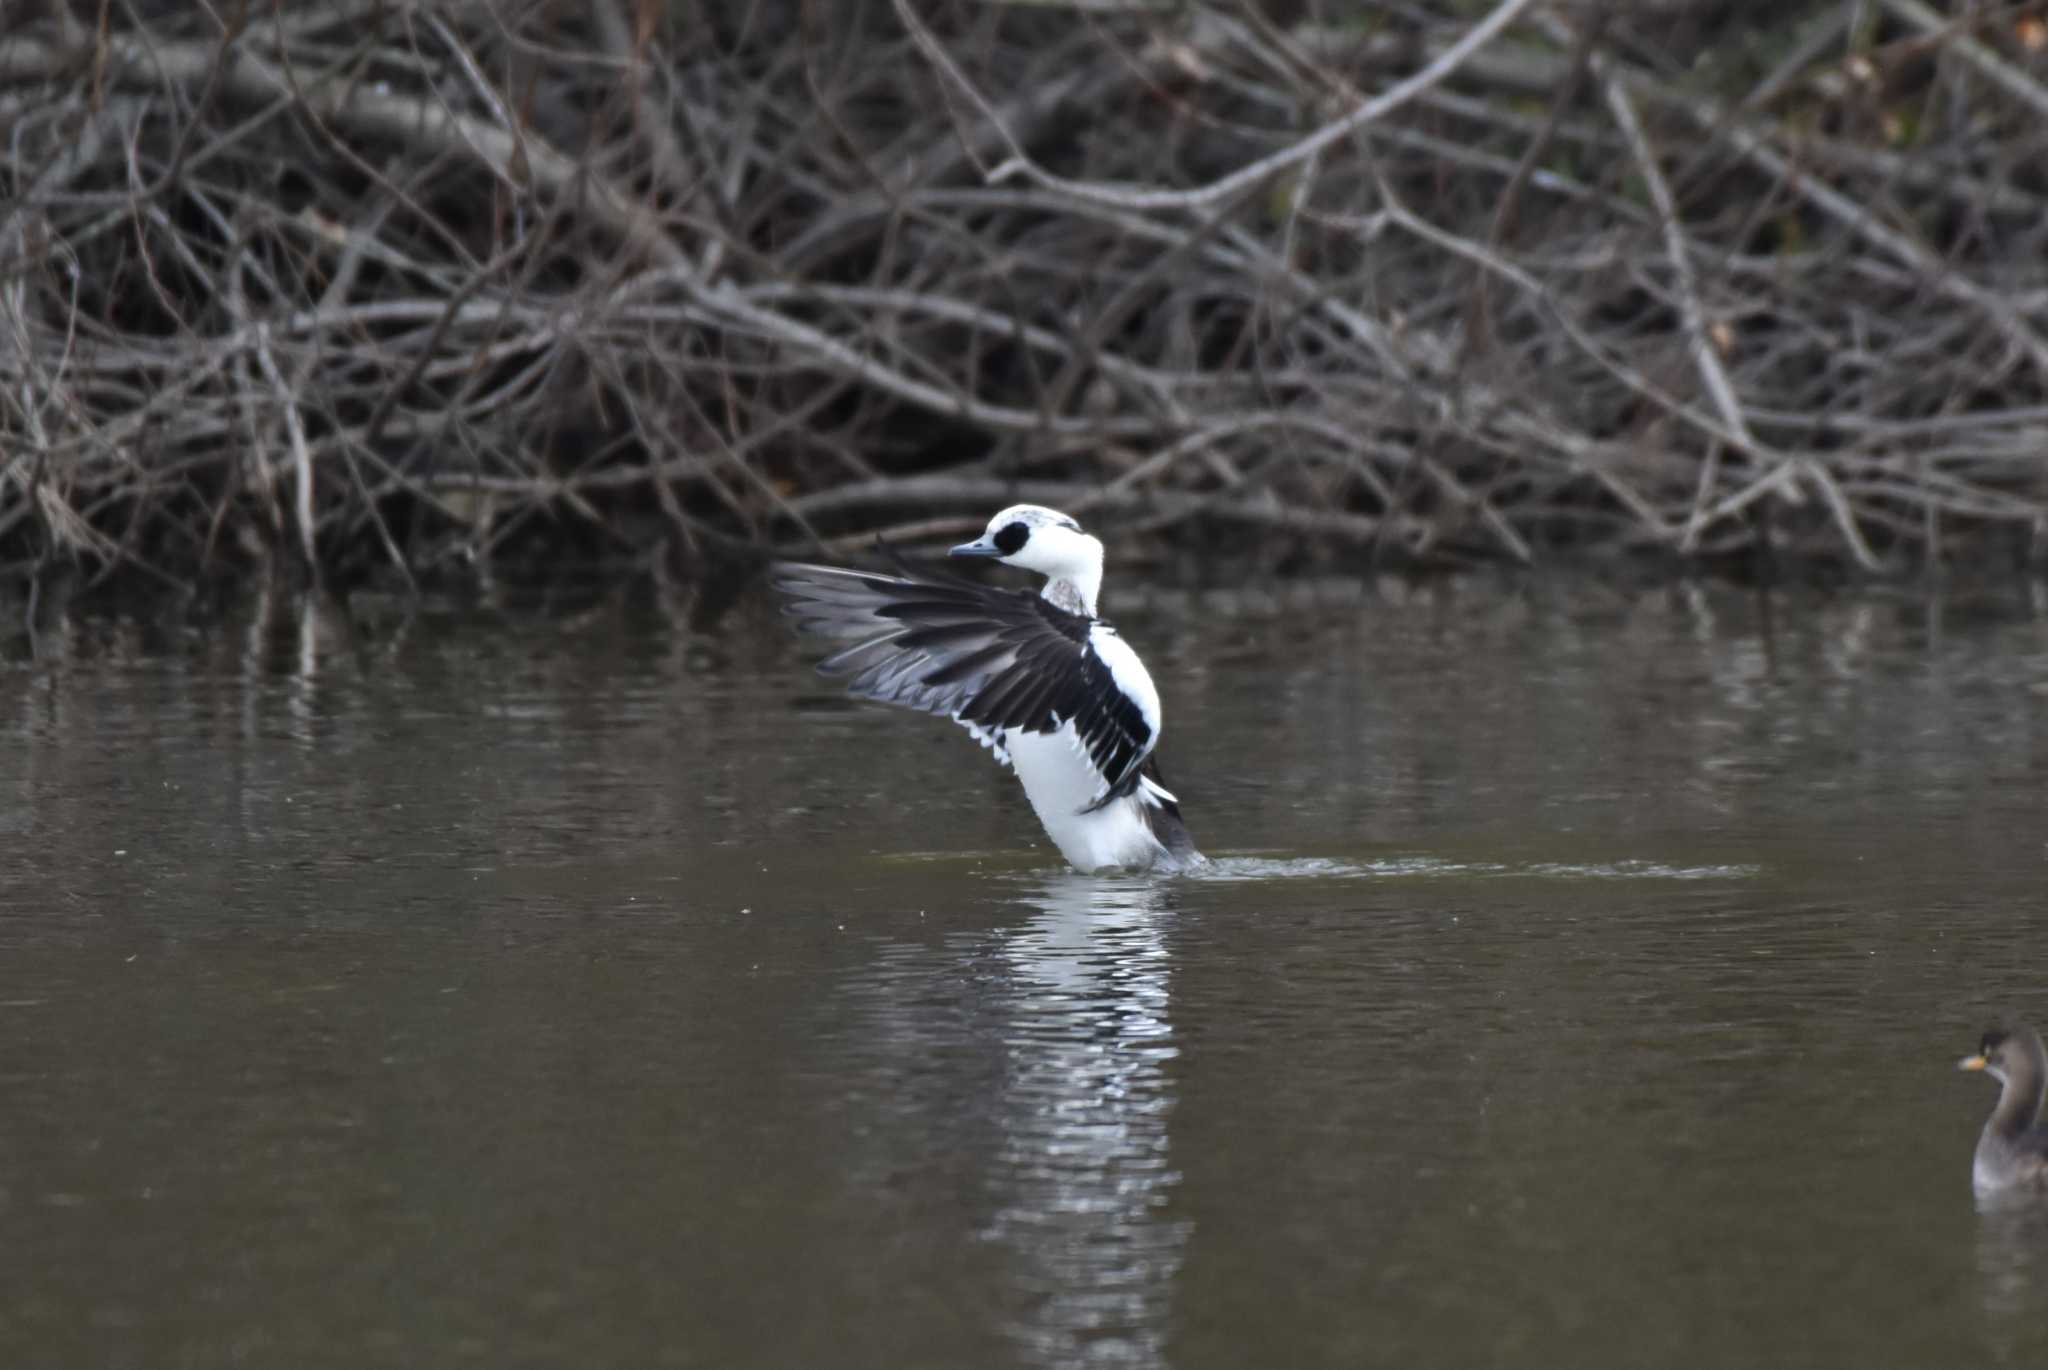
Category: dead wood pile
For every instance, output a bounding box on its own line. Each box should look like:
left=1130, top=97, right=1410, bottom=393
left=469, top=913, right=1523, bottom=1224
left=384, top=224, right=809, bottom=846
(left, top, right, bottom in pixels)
left=4, top=0, right=2048, bottom=590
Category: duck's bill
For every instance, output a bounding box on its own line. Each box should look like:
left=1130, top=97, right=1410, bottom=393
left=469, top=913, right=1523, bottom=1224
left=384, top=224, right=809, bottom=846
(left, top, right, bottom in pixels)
left=949, top=539, right=1001, bottom=557
left=1959, top=1054, right=1989, bottom=1072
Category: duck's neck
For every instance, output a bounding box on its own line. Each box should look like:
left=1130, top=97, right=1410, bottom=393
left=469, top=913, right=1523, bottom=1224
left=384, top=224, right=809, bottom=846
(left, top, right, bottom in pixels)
left=1992, top=1053, right=2047, bottom=1138
left=1041, top=568, right=1100, bottom=618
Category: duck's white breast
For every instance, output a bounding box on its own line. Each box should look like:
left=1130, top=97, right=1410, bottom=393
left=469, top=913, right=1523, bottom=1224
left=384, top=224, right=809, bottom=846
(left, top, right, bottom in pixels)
left=1004, top=723, right=1162, bottom=872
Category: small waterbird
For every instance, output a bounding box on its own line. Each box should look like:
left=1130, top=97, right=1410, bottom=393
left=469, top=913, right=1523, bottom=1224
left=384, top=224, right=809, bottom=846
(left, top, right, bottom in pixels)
left=773, top=505, right=1203, bottom=873
left=1958, top=1023, right=2048, bottom=1196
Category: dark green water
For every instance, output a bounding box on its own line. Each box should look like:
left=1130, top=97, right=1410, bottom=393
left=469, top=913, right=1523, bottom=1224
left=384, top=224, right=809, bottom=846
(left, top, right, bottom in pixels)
left=3, top=575, right=2046, bottom=1368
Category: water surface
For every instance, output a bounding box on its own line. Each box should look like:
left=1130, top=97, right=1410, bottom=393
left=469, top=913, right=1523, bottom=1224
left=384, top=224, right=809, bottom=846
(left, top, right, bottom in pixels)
left=3, top=576, right=2046, bottom=1367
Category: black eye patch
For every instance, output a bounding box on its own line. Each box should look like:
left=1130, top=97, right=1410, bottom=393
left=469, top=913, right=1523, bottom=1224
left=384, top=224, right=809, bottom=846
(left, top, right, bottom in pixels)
left=993, top=521, right=1029, bottom=555
left=1983, top=1029, right=2011, bottom=1053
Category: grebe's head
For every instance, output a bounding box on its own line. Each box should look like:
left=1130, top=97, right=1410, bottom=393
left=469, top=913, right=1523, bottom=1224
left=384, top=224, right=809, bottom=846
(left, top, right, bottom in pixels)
left=1960, top=1025, right=2045, bottom=1086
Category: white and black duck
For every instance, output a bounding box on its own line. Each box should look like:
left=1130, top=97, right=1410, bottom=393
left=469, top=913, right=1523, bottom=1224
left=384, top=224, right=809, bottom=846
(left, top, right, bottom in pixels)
left=773, top=505, right=1203, bottom=873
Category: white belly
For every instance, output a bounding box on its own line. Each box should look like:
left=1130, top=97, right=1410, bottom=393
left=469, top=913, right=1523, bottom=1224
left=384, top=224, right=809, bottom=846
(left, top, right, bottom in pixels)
left=1004, top=723, right=1164, bottom=873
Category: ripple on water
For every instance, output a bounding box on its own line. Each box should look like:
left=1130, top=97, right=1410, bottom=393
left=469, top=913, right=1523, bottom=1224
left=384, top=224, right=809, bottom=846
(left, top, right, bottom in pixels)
left=875, top=849, right=1759, bottom=885
left=1176, top=854, right=1761, bottom=883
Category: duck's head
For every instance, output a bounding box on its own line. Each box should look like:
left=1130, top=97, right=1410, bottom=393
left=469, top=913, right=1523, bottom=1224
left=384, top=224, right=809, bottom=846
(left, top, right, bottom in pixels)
left=950, top=505, right=1104, bottom=609
left=1960, top=1025, right=2045, bottom=1085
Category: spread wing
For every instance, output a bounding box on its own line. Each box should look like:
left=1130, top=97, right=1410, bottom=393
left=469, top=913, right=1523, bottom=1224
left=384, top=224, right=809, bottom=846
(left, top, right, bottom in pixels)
left=772, top=557, right=1158, bottom=806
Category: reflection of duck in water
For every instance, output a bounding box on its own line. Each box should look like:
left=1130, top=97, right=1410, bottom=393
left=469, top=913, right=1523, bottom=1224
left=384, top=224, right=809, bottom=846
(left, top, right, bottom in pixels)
left=775, top=505, right=1203, bottom=873
left=1958, top=1024, right=2048, bottom=1196
left=990, top=873, right=1187, bottom=1365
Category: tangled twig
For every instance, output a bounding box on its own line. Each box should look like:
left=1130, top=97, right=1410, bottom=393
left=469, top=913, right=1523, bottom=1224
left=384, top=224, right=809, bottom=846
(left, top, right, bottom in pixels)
left=1, top=0, right=2045, bottom=592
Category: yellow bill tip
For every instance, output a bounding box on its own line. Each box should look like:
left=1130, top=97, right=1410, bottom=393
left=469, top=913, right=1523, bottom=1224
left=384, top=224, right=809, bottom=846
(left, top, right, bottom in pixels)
left=1959, top=1055, right=1989, bottom=1072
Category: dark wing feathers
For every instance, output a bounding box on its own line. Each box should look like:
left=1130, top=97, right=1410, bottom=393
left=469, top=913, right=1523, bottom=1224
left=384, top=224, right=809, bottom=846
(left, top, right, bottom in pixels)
left=920, top=640, right=1014, bottom=687
left=972, top=652, right=1059, bottom=730
left=772, top=558, right=1156, bottom=803
left=1061, top=642, right=1153, bottom=809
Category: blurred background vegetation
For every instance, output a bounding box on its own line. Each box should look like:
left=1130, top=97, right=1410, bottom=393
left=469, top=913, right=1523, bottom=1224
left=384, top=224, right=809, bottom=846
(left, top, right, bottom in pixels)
left=3, top=0, right=2047, bottom=596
